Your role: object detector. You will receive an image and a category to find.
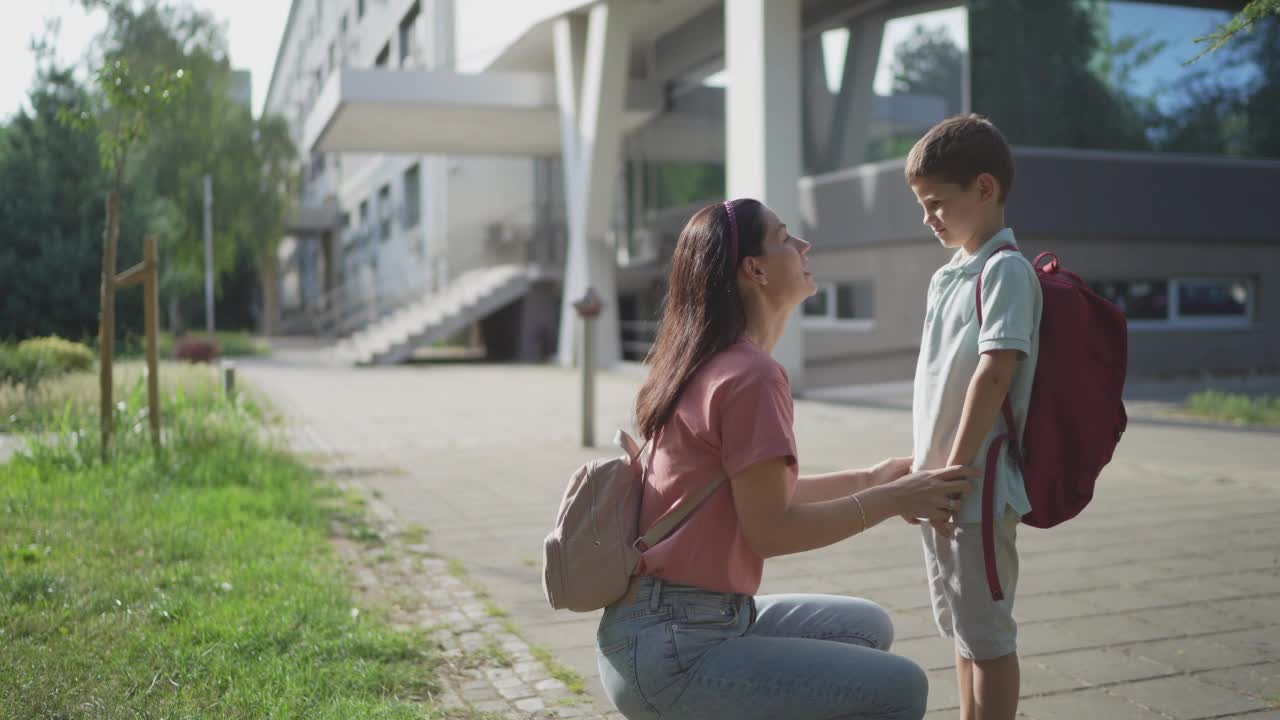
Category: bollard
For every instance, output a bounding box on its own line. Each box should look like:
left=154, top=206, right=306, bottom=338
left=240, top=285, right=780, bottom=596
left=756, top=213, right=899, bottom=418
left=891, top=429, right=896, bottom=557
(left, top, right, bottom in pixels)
left=222, top=360, right=237, bottom=400
left=573, top=287, right=605, bottom=448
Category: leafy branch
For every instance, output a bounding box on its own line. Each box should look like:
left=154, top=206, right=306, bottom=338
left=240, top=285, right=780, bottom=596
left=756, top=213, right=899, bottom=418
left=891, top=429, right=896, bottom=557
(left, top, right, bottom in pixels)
left=1188, top=0, right=1280, bottom=63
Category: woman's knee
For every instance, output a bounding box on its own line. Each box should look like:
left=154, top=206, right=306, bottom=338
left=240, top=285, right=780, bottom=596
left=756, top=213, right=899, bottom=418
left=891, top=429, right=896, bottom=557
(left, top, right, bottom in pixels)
left=831, top=654, right=927, bottom=720
left=884, top=656, right=929, bottom=720
left=837, top=597, right=895, bottom=651
left=862, top=600, right=896, bottom=651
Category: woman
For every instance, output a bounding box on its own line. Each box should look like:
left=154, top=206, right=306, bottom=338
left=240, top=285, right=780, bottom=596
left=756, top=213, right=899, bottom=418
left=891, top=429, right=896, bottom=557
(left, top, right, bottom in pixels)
left=597, top=199, right=975, bottom=719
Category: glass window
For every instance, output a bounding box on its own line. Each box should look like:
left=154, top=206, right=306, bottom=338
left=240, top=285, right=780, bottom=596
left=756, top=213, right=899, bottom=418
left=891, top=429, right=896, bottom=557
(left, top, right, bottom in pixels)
left=399, top=2, right=420, bottom=67
left=803, top=289, right=830, bottom=317
left=1092, top=279, right=1170, bottom=320
left=804, top=282, right=875, bottom=323
left=357, top=0, right=365, bottom=20
left=403, top=163, right=421, bottom=228
left=358, top=199, right=369, bottom=230
left=971, top=1, right=1280, bottom=159
left=1092, top=277, right=1253, bottom=325
left=835, top=283, right=874, bottom=320
left=627, top=160, right=724, bottom=213
left=375, top=43, right=390, bottom=68
left=1177, top=279, right=1250, bottom=318
left=803, top=5, right=968, bottom=174
left=377, top=184, right=392, bottom=241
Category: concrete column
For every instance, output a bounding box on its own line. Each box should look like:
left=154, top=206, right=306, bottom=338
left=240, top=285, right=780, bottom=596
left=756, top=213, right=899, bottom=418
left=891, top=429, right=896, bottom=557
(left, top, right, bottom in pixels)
left=831, top=14, right=885, bottom=169
left=725, top=0, right=805, bottom=390
left=553, top=2, right=629, bottom=369
left=426, top=0, right=455, bottom=291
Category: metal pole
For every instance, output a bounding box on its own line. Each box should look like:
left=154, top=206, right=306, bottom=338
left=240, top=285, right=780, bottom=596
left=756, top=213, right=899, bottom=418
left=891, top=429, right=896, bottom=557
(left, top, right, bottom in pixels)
left=222, top=360, right=237, bottom=400
left=581, top=314, right=595, bottom=448
left=203, top=173, right=215, bottom=342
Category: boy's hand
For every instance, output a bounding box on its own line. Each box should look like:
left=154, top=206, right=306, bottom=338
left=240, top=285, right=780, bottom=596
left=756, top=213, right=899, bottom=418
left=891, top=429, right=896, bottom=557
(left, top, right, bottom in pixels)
left=900, top=513, right=957, bottom=537
left=870, top=456, right=913, bottom=486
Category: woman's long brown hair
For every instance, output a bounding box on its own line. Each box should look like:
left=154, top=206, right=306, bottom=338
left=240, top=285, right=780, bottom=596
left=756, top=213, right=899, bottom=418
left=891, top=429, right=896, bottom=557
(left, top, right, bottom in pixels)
left=635, top=199, right=766, bottom=440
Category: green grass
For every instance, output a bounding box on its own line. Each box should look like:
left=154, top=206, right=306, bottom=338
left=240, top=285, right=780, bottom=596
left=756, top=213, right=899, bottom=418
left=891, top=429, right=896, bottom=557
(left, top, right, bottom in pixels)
left=401, top=524, right=430, bottom=545
left=530, top=645, right=587, bottom=697
left=0, top=360, right=265, bottom=433
left=465, top=641, right=513, bottom=669
left=0, top=375, right=446, bottom=718
left=1184, top=390, right=1280, bottom=427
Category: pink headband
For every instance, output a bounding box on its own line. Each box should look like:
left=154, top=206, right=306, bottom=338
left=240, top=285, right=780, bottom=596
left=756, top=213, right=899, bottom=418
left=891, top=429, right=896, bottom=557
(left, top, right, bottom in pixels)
left=723, top=199, right=739, bottom=268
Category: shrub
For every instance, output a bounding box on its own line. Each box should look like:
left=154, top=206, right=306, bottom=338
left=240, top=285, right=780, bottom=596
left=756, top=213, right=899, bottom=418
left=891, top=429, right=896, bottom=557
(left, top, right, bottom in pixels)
left=0, top=337, right=95, bottom=392
left=174, top=336, right=221, bottom=363
left=16, top=336, right=95, bottom=374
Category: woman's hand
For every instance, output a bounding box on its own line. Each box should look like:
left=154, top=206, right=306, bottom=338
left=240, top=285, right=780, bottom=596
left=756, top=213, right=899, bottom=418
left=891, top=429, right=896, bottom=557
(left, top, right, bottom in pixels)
left=886, top=465, right=976, bottom=535
left=869, top=456, right=913, bottom=486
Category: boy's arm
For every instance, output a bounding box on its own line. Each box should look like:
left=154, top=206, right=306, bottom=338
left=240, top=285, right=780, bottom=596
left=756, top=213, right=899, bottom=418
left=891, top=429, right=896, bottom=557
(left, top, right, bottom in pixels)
left=946, top=350, right=1019, bottom=467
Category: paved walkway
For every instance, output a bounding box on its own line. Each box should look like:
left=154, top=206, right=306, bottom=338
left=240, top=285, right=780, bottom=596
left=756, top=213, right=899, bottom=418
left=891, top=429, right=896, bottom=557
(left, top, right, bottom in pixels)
left=244, top=350, right=1280, bottom=720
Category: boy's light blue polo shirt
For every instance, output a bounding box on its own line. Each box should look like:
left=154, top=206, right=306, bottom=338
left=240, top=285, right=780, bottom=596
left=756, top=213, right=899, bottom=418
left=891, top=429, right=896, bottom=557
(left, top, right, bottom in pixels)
left=911, top=228, right=1042, bottom=525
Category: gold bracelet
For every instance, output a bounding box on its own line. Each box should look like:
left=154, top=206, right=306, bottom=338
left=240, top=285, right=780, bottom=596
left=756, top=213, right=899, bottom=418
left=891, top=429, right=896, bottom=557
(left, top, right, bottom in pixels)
left=851, top=493, right=868, bottom=533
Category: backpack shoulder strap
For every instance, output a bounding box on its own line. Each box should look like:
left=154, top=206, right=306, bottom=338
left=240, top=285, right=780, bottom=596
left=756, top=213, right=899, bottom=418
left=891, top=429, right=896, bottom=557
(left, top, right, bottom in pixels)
left=974, top=244, right=1018, bottom=326
left=974, top=244, right=1024, bottom=457
left=632, top=428, right=728, bottom=552
left=635, top=472, right=727, bottom=551
left=973, top=245, right=1023, bottom=604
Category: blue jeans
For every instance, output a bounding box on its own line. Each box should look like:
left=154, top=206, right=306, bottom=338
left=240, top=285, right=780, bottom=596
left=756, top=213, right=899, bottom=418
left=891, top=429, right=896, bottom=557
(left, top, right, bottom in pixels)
left=596, top=577, right=928, bottom=720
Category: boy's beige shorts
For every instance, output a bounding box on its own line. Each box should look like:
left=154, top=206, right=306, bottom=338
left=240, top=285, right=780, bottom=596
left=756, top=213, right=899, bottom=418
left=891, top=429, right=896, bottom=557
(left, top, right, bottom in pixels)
left=920, top=509, right=1020, bottom=661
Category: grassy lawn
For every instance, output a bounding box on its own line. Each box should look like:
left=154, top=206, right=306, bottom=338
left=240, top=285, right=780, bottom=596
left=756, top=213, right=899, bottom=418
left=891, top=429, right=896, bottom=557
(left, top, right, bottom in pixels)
left=0, top=372, right=446, bottom=718
left=1184, top=390, right=1280, bottom=427
left=0, top=361, right=252, bottom=433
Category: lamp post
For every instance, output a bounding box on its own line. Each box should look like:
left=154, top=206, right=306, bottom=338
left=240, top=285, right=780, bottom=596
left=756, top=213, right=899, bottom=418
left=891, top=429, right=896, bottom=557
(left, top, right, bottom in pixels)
left=573, top=286, right=604, bottom=448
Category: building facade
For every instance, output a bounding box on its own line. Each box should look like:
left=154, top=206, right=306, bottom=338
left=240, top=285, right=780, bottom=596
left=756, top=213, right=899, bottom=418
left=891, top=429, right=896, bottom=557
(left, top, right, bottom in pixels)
left=267, top=0, right=1280, bottom=387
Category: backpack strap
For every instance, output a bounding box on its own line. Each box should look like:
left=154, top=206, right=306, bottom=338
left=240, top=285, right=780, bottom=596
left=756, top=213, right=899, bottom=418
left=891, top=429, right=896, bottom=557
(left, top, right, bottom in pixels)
left=975, top=244, right=1018, bottom=326
left=629, top=428, right=729, bottom=553
left=975, top=245, right=1025, bottom=459
left=634, top=472, right=727, bottom=552
left=975, top=244, right=1023, bottom=602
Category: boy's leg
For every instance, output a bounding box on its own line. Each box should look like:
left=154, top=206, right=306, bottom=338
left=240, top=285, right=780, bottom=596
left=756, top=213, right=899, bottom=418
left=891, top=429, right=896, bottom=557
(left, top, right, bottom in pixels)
left=972, top=651, right=1019, bottom=720
left=927, top=511, right=1021, bottom=720
left=922, top=527, right=979, bottom=716
left=956, top=650, right=975, bottom=719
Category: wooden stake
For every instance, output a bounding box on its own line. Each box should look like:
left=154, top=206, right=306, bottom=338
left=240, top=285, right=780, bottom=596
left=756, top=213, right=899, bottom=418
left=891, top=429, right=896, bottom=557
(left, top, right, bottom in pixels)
left=144, top=235, right=160, bottom=447
left=100, top=191, right=120, bottom=463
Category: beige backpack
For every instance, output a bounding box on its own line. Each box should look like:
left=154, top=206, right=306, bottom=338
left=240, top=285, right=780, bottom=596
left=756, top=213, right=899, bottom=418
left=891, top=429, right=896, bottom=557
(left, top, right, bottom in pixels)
left=541, top=429, right=726, bottom=612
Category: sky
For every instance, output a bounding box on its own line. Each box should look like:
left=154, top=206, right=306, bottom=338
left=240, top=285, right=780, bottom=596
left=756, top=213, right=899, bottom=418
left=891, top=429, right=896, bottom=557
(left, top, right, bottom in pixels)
left=0, top=0, right=292, bottom=122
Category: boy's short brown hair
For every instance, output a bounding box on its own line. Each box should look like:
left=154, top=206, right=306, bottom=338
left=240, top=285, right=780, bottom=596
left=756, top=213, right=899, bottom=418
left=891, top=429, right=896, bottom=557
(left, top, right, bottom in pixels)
left=905, top=114, right=1014, bottom=203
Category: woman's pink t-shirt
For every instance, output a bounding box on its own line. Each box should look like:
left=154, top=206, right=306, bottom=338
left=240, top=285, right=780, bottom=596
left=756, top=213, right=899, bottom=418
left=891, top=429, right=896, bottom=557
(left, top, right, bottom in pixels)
left=635, top=338, right=798, bottom=595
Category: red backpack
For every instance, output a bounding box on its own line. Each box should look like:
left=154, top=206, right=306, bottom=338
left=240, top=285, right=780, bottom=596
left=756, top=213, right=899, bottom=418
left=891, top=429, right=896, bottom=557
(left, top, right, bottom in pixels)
left=977, top=248, right=1129, bottom=600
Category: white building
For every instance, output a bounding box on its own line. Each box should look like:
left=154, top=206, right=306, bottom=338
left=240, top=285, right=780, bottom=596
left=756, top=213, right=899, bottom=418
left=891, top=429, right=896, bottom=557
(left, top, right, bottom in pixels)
left=266, top=1, right=1280, bottom=388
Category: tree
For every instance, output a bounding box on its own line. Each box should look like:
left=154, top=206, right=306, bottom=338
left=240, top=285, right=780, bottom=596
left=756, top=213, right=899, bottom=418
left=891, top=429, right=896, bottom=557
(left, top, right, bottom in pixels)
left=88, top=0, right=297, bottom=334
left=58, top=13, right=190, bottom=462
left=1241, top=13, right=1280, bottom=158
left=969, top=0, right=1151, bottom=152
left=3, top=0, right=296, bottom=343
left=1190, top=0, right=1280, bottom=62
left=890, top=25, right=964, bottom=116
left=0, top=68, right=118, bottom=342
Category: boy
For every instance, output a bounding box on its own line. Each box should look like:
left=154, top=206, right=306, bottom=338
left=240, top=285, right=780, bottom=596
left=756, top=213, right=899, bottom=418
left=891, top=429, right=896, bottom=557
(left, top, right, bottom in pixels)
left=904, top=114, right=1043, bottom=720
